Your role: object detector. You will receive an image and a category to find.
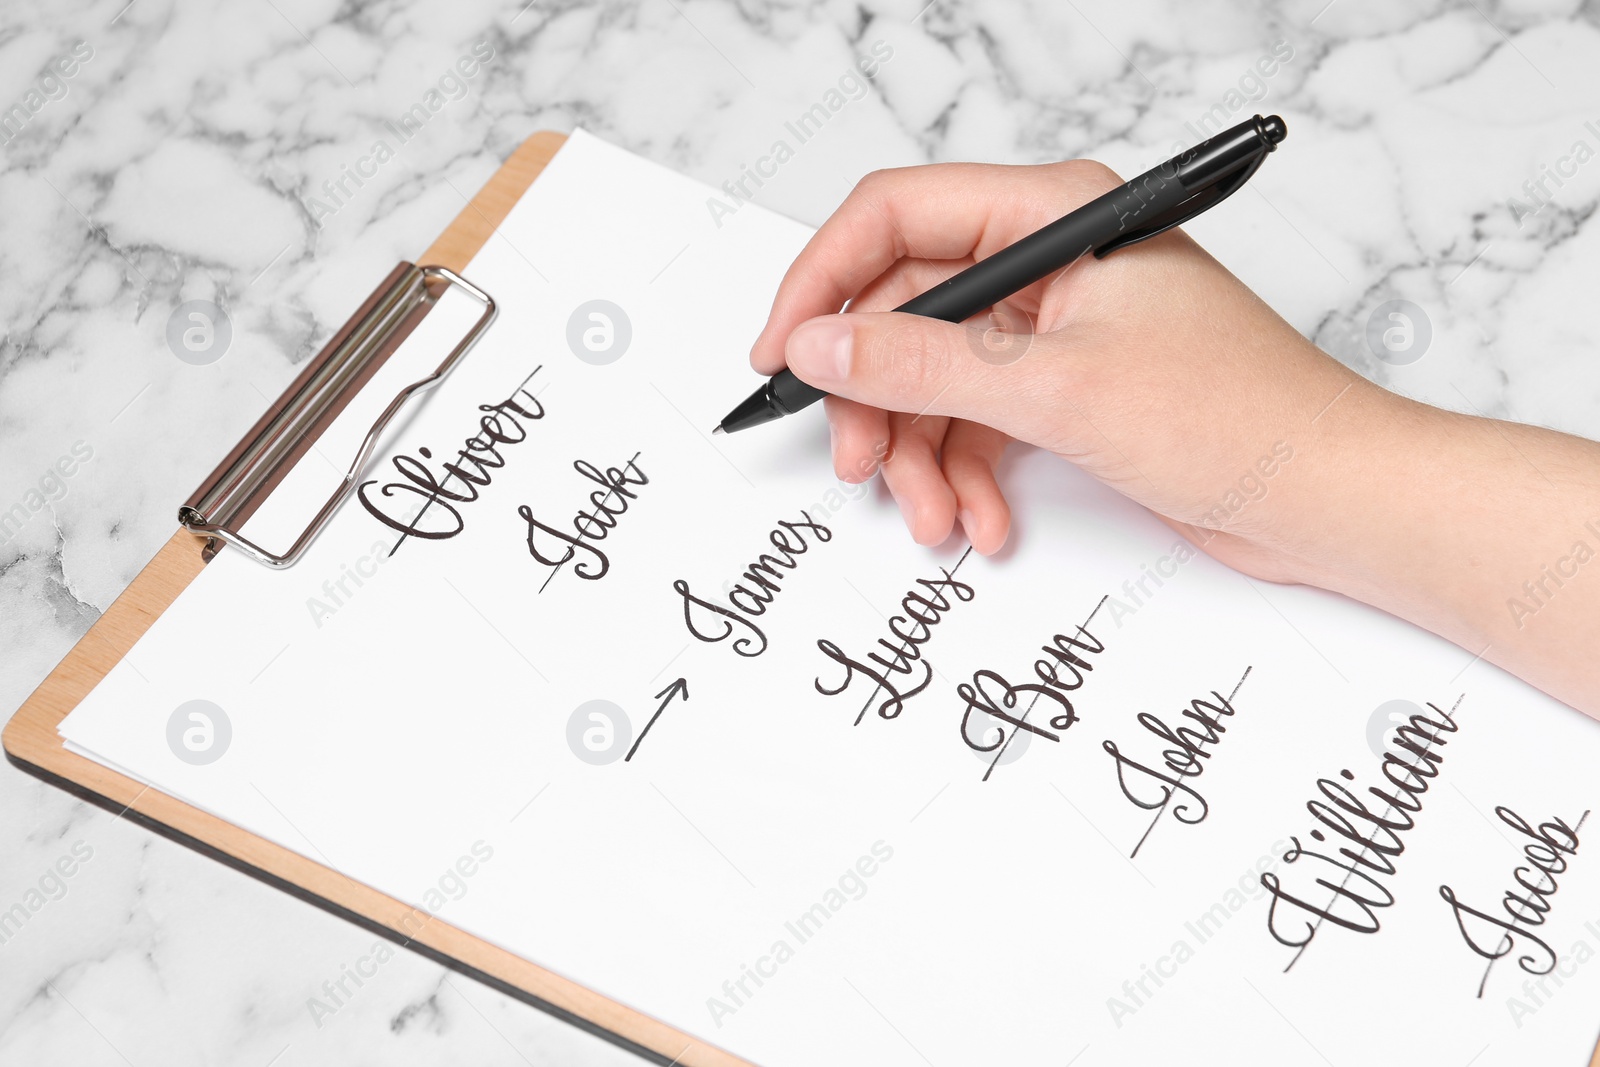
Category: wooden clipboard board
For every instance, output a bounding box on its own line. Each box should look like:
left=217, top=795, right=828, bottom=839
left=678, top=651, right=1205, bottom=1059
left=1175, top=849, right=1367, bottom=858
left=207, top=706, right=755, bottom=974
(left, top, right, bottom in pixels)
left=3, top=130, right=748, bottom=1067
left=10, top=129, right=1600, bottom=1067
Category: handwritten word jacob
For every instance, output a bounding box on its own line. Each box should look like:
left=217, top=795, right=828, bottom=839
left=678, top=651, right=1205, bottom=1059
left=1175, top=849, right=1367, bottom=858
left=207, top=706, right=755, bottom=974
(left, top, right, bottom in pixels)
left=1440, top=805, right=1589, bottom=993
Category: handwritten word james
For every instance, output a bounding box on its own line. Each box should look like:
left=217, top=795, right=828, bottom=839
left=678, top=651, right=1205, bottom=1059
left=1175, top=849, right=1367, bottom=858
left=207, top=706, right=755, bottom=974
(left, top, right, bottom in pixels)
left=956, top=603, right=1107, bottom=758
left=358, top=372, right=545, bottom=543
left=1440, top=806, right=1589, bottom=991
left=813, top=549, right=975, bottom=724
left=1105, top=667, right=1251, bottom=858
left=520, top=453, right=648, bottom=587
left=673, top=512, right=833, bottom=658
left=1262, top=700, right=1461, bottom=967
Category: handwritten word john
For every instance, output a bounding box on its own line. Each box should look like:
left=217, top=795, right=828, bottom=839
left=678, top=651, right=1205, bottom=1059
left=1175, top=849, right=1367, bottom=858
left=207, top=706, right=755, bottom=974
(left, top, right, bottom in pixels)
left=359, top=369, right=546, bottom=542
left=672, top=512, right=833, bottom=658
left=519, top=452, right=648, bottom=588
left=813, top=549, right=976, bottom=724
left=1262, top=698, right=1461, bottom=970
left=1105, top=666, right=1252, bottom=858
left=1440, top=806, right=1590, bottom=994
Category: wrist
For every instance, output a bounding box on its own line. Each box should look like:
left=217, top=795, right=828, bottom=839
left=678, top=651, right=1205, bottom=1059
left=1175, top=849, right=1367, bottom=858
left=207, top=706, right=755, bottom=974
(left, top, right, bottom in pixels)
left=1263, top=386, right=1597, bottom=699
left=1247, top=374, right=1442, bottom=601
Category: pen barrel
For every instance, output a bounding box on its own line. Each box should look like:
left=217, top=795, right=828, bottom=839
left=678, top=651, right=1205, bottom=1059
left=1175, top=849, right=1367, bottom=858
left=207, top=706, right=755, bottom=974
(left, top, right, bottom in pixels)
left=894, top=167, right=1192, bottom=324
left=730, top=115, right=1279, bottom=431
left=772, top=369, right=828, bottom=413
left=1174, top=114, right=1282, bottom=189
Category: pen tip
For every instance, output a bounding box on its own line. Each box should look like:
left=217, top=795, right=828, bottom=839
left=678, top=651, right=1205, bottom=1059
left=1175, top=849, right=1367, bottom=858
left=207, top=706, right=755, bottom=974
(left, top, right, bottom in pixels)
left=711, top=424, right=725, bottom=436
left=1261, top=114, right=1287, bottom=146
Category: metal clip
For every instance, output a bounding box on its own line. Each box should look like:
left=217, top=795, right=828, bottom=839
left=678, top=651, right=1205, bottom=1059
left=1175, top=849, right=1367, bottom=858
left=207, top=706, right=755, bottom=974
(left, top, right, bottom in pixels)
left=179, top=263, right=497, bottom=568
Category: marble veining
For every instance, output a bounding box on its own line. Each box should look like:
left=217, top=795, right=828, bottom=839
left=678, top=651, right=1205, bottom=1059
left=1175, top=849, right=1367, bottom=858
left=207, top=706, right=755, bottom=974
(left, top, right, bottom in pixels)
left=3, top=0, right=1599, bottom=1062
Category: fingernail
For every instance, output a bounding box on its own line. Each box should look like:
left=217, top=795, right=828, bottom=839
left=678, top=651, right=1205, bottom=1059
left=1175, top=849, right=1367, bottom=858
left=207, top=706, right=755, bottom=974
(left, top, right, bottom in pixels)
left=787, top=318, right=853, bottom=384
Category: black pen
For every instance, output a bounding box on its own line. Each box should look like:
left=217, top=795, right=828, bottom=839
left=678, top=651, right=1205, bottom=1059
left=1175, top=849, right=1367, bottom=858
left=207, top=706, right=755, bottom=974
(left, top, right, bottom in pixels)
left=713, top=113, right=1288, bottom=435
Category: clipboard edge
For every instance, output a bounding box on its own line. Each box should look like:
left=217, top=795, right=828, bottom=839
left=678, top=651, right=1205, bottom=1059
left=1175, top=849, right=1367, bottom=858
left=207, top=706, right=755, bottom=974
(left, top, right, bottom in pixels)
left=2, top=739, right=691, bottom=1067
left=4, top=129, right=755, bottom=1067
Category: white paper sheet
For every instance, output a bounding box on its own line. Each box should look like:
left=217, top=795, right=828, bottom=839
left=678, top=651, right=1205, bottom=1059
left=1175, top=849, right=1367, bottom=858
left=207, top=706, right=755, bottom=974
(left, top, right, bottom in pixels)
left=58, top=129, right=1600, bottom=1067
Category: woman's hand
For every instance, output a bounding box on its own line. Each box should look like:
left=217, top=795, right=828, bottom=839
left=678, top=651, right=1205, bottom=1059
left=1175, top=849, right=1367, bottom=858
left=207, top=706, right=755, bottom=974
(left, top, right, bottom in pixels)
left=749, top=159, right=1378, bottom=585
left=750, top=159, right=1600, bottom=715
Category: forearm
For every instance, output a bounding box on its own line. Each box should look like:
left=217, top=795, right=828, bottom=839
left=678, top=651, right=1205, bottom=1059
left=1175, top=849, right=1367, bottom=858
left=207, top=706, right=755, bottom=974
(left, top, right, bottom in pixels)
left=1285, top=390, right=1600, bottom=715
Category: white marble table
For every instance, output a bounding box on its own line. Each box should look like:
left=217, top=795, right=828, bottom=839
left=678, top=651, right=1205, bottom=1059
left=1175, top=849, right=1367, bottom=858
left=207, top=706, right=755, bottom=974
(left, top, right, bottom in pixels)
left=3, top=0, right=1597, bottom=1062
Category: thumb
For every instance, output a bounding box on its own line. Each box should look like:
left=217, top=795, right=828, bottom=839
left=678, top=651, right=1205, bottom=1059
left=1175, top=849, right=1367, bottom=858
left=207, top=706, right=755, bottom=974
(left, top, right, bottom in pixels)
left=783, top=311, right=1058, bottom=432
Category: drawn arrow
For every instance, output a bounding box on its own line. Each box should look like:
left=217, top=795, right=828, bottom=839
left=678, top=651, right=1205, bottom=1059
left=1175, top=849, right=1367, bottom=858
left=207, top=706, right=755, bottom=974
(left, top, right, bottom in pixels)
left=625, top=678, right=689, bottom=762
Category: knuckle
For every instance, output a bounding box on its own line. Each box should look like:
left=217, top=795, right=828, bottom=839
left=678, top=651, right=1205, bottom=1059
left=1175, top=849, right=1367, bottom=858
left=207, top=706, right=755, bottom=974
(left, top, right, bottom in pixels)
left=939, top=447, right=981, bottom=480
left=1058, top=158, right=1125, bottom=194
left=875, top=320, right=954, bottom=399
left=855, top=167, right=901, bottom=196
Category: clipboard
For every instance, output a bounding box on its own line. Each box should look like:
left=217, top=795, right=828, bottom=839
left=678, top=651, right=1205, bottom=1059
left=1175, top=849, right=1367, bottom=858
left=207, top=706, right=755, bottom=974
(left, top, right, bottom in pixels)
left=3, top=130, right=748, bottom=1067
left=10, top=129, right=1600, bottom=1067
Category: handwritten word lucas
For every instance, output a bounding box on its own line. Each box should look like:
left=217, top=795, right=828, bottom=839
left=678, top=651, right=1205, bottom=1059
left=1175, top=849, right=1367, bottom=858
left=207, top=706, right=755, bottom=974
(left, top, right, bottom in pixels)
left=813, top=549, right=976, bottom=724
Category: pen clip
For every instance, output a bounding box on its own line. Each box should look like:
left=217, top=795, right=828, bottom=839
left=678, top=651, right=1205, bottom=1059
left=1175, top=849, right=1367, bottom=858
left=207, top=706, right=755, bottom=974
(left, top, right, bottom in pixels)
left=1094, top=151, right=1268, bottom=258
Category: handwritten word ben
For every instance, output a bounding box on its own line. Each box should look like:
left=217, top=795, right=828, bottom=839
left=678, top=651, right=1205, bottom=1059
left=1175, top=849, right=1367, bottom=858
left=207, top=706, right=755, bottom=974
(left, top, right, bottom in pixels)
left=957, top=622, right=1106, bottom=755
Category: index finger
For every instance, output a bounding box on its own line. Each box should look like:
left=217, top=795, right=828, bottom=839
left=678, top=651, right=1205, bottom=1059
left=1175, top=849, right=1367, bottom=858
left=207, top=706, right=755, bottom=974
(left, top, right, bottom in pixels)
left=749, top=159, right=1122, bottom=374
